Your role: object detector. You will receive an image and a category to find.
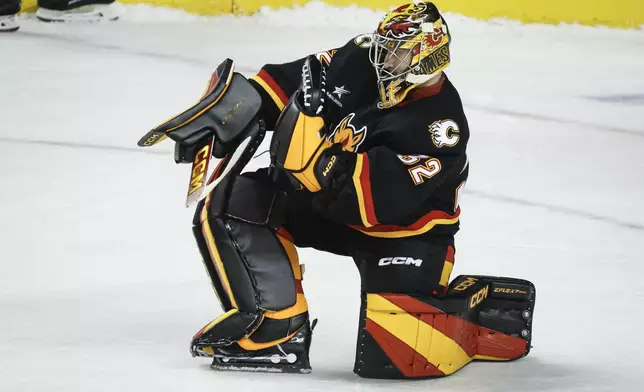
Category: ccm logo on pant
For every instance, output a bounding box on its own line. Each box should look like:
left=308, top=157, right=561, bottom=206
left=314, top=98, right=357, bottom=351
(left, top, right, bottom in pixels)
left=378, top=257, right=423, bottom=267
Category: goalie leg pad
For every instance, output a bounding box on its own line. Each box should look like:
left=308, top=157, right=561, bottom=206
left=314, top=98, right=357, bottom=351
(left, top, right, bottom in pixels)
left=354, top=275, right=536, bottom=379
left=191, top=174, right=309, bottom=355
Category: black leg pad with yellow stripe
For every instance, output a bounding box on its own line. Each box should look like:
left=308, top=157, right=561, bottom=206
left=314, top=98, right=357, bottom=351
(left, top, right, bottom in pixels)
left=191, top=173, right=309, bottom=356
left=354, top=275, right=536, bottom=379
left=191, top=309, right=260, bottom=351
left=207, top=218, right=297, bottom=313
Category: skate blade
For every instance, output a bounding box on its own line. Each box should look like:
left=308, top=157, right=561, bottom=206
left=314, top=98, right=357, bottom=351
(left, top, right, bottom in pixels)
left=36, top=4, right=123, bottom=23
left=211, top=361, right=311, bottom=374
left=210, top=351, right=311, bottom=374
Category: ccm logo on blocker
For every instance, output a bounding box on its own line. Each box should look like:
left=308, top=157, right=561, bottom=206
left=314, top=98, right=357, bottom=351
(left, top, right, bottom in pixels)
left=378, top=257, right=423, bottom=267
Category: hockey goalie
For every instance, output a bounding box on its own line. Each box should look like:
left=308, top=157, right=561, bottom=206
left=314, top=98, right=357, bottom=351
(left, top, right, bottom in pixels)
left=137, top=2, right=536, bottom=379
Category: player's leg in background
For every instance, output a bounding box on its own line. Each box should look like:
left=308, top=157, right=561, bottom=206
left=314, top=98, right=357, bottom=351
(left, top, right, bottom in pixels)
left=36, top=0, right=121, bottom=22
left=351, top=235, right=536, bottom=379
left=0, top=0, right=20, bottom=32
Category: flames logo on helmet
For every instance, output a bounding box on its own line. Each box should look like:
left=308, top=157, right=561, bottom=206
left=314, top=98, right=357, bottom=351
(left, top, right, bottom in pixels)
left=386, top=21, right=416, bottom=38
left=379, top=3, right=430, bottom=39
left=329, top=113, right=366, bottom=152
left=424, top=24, right=445, bottom=50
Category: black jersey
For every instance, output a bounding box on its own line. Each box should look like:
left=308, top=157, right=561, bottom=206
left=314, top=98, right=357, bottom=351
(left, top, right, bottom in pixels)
left=250, top=36, right=470, bottom=239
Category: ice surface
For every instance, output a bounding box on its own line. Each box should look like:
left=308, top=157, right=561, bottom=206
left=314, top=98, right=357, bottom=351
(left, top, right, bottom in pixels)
left=1, top=3, right=644, bottom=391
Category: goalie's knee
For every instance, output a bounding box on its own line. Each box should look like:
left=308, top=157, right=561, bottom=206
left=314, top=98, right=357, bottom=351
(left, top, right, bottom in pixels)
left=191, top=173, right=308, bottom=354
left=354, top=275, right=536, bottom=379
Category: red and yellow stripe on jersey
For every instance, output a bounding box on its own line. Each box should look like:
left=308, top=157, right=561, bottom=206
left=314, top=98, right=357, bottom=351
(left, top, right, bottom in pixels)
left=350, top=153, right=460, bottom=237
left=352, top=153, right=379, bottom=227
left=251, top=69, right=289, bottom=111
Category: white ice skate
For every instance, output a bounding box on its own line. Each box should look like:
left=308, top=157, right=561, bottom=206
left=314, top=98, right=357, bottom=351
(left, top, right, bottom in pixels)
left=36, top=2, right=123, bottom=23
left=0, top=14, right=19, bottom=32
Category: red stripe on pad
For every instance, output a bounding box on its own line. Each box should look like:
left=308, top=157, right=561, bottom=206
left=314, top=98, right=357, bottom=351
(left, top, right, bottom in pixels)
left=379, top=293, right=444, bottom=314
left=365, top=318, right=445, bottom=378
left=445, top=245, right=455, bottom=263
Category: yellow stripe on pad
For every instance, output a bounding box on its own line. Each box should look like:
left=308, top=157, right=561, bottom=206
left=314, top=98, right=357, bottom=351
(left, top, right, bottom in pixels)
left=201, top=213, right=238, bottom=309
left=200, top=309, right=239, bottom=333
left=366, top=294, right=472, bottom=375
left=473, top=354, right=512, bottom=361
left=238, top=328, right=300, bottom=351
left=264, top=294, right=308, bottom=320
left=439, top=260, right=454, bottom=287
left=276, top=234, right=301, bottom=279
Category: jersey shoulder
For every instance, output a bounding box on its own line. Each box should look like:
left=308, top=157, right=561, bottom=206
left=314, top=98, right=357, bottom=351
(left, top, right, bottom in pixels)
left=315, top=34, right=373, bottom=68
left=319, top=34, right=379, bottom=115
left=380, top=77, right=469, bottom=153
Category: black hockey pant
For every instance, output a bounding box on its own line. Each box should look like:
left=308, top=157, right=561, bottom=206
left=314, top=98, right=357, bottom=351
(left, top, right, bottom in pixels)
left=257, top=169, right=457, bottom=297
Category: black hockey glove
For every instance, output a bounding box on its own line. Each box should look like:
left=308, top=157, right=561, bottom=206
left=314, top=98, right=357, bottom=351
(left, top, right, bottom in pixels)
left=311, top=144, right=358, bottom=214
left=269, top=56, right=334, bottom=192
left=299, top=54, right=327, bottom=118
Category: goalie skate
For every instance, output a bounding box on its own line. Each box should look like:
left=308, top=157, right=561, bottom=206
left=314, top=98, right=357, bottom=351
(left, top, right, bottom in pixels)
left=194, top=320, right=315, bottom=374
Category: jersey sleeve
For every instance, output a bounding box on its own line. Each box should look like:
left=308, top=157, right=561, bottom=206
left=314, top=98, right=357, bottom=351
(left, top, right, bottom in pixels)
left=250, top=58, right=306, bottom=130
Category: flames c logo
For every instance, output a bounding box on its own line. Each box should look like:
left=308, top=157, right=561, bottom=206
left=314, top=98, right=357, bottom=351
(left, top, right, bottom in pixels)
left=424, top=25, right=445, bottom=50
left=429, top=119, right=460, bottom=148
left=329, top=113, right=367, bottom=152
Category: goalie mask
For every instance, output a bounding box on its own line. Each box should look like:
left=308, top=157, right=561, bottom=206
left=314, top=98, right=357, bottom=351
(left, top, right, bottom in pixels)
left=370, top=2, right=451, bottom=109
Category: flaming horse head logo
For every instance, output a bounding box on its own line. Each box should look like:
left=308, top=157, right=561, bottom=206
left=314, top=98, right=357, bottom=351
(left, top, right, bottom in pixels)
left=330, top=113, right=367, bottom=152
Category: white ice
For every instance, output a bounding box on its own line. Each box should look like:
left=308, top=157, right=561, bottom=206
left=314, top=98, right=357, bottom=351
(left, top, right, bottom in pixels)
left=1, top=3, right=644, bottom=391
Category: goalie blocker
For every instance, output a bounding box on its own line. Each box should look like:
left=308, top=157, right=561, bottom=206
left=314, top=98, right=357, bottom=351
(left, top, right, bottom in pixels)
left=137, top=58, right=267, bottom=206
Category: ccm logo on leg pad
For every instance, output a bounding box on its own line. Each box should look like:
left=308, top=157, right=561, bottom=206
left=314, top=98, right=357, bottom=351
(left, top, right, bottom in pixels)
left=378, top=257, right=423, bottom=267
left=469, top=285, right=489, bottom=309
